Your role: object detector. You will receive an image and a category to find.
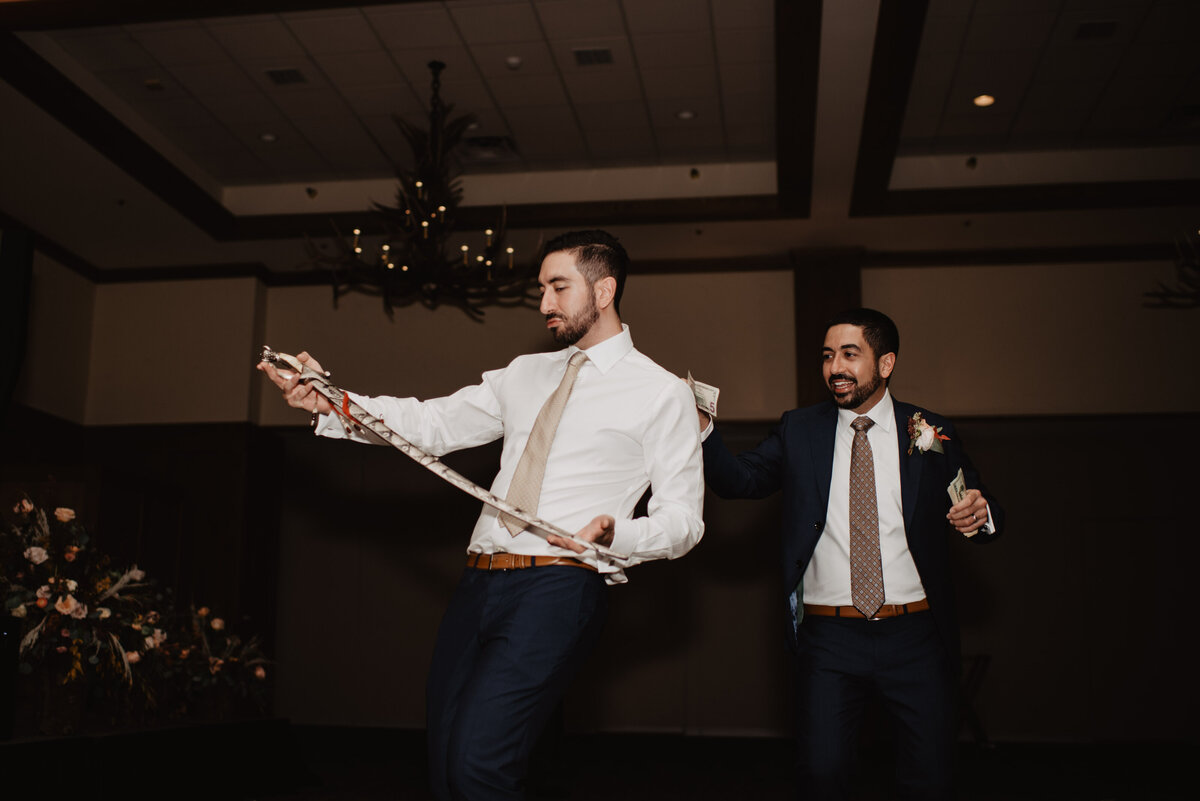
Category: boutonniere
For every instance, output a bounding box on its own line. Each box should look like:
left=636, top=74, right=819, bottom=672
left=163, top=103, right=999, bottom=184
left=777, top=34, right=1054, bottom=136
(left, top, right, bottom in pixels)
left=906, top=411, right=950, bottom=455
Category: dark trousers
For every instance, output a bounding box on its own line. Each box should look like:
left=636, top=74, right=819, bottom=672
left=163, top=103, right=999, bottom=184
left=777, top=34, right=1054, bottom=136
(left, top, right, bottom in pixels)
left=794, top=611, right=956, bottom=801
left=426, top=566, right=609, bottom=801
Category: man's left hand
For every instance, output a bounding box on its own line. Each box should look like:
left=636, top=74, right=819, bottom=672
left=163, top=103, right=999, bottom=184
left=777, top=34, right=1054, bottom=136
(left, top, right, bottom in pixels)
left=548, top=514, right=615, bottom=554
left=947, top=488, right=989, bottom=535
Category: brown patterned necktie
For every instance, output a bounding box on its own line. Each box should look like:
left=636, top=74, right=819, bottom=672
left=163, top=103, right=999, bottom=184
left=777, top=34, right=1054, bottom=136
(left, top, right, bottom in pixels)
left=849, top=416, right=884, bottom=618
left=500, top=350, right=589, bottom=535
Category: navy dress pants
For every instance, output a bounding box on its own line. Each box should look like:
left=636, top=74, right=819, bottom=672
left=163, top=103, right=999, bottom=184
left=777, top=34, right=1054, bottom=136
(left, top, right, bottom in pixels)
left=794, top=611, right=957, bottom=801
left=426, top=565, right=609, bottom=801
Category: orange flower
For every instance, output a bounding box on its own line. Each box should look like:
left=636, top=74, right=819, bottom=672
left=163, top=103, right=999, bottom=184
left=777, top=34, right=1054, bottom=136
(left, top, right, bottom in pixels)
left=35, top=598, right=49, bottom=609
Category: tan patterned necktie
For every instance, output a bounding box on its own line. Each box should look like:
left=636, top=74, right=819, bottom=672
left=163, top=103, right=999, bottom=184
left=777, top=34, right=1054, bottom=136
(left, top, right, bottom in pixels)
left=849, top=416, right=884, bottom=618
left=500, top=350, right=589, bottom=535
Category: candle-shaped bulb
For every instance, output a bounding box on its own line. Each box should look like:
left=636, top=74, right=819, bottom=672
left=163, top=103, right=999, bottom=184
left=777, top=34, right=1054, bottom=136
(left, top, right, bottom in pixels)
left=506, top=246, right=514, bottom=269
left=353, top=228, right=361, bottom=236
left=485, top=228, right=494, bottom=245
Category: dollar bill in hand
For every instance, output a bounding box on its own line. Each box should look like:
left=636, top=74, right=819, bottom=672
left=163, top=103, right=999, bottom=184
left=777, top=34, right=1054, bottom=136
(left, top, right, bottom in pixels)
left=687, top=372, right=720, bottom=418
left=946, top=468, right=976, bottom=537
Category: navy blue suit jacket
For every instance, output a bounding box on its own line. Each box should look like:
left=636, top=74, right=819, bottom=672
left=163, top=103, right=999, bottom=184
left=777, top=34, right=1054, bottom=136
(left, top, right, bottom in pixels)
left=702, top=397, right=1003, bottom=665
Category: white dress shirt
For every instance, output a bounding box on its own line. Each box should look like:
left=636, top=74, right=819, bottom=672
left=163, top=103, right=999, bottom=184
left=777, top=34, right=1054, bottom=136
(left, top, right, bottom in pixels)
left=314, top=324, right=705, bottom=584
left=802, top=390, right=927, bottom=606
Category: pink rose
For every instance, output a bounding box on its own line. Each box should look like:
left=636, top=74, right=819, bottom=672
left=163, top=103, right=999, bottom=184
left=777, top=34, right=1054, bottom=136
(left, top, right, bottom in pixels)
left=197, top=607, right=210, bottom=617
left=254, top=665, right=267, bottom=680
left=36, top=585, right=52, bottom=600
left=23, top=546, right=48, bottom=565
left=210, top=618, right=225, bottom=631
left=126, top=651, right=142, bottom=665
left=53, top=507, right=76, bottom=523
left=70, top=603, right=88, bottom=620
left=11, top=605, right=27, bottom=619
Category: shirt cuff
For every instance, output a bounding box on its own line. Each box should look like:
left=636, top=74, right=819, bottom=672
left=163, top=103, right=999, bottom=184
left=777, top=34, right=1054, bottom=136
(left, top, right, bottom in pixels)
left=699, top=416, right=714, bottom=442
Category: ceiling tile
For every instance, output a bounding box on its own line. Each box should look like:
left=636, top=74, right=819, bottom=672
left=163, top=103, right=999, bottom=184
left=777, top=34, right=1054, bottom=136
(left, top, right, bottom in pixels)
left=1135, top=2, right=1200, bottom=45
left=715, top=27, right=774, bottom=65
left=534, top=0, right=627, bottom=39
left=94, top=67, right=187, bottom=104
left=511, top=128, right=588, bottom=160
left=648, top=96, right=721, bottom=128
left=726, top=126, right=773, bottom=158
left=296, top=118, right=389, bottom=172
left=1098, top=75, right=1186, bottom=110
left=962, top=13, right=1057, bottom=52
left=722, top=91, right=773, bottom=129
left=622, top=0, right=710, bottom=34
left=364, top=6, right=463, bottom=49
left=166, top=61, right=259, bottom=98
left=283, top=10, right=379, bottom=55
left=905, top=50, right=957, bottom=121
left=504, top=104, right=577, bottom=133
left=1021, top=80, right=1106, bottom=112
left=133, top=96, right=218, bottom=131
left=360, top=115, right=417, bottom=168
left=1011, top=101, right=1091, bottom=135
left=945, top=49, right=1040, bottom=112
left=1037, top=43, right=1123, bottom=82
left=240, top=56, right=331, bottom=93
left=900, top=111, right=944, bottom=140
left=389, top=46, right=480, bottom=87
left=973, top=0, right=1065, bottom=14
left=641, top=66, right=719, bottom=99
left=313, top=50, right=406, bottom=88
left=1121, top=43, right=1200, bottom=78
left=720, top=62, right=772, bottom=98
left=197, top=92, right=290, bottom=130
left=655, top=126, right=727, bottom=159
left=341, top=83, right=423, bottom=116
left=919, top=11, right=970, bottom=53
left=562, top=68, right=644, bottom=103
left=936, top=110, right=1015, bottom=138
left=1048, top=6, right=1143, bottom=47
left=53, top=31, right=158, bottom=71
left=449, top=3, right=543, bottom=44
left=583, top=126, right=657, bottom=158
left=574, top=100, right=651, bottom=131
left=269, top=87, right=355, bottom=120
left=470, top=40, right=558, bottom=77
left=486, top=74, right=568, bottom=107
left=633, top=32, right=716, bottom=69
left=711, top=0, right=773, bottom=31
left=551, top=37, right=636, bottom=73
left=125, top=22, right=227, bottom=66
left=204, top=17, right=305, bottom=62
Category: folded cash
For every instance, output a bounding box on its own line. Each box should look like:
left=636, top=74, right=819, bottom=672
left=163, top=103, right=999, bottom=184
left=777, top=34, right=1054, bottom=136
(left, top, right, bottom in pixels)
left=946, top=468, right=974, bottom=537
left=687, top=372, right=720, bottom=418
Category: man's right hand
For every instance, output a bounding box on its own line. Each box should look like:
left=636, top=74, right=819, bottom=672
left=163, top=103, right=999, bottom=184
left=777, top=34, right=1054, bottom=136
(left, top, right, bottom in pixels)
left=696, top=408, right=711, bottom=432
left=256, top=351, right=333, bottom=415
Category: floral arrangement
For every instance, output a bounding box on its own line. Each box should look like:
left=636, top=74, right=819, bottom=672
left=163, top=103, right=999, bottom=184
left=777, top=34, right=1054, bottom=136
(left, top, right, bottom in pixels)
left=906, top=411, right=950, bottom=455
left=1, top=492, right=269, bottom=732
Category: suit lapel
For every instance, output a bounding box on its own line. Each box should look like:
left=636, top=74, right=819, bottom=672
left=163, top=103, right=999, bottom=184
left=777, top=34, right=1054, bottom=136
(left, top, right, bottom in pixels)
left=894, top=399, right=921, bottom=534
left=813, top=402, right=838, bottom=515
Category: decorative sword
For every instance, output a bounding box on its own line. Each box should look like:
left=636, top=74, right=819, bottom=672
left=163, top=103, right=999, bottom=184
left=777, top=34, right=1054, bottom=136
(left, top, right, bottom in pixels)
left=259, top=346, right=630, bottom=562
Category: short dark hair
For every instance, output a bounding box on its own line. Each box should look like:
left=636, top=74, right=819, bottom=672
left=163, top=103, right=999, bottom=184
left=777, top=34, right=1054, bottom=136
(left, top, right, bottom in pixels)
left=541, top=229, right=629, bottom=313
left=825, top=308, right=900, bottom=361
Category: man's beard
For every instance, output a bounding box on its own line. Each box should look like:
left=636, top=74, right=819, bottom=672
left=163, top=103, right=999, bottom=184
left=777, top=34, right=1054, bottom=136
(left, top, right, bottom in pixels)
left=828, top=366, right=883, bottom=409
left=548, top=295, right=599, bottom=346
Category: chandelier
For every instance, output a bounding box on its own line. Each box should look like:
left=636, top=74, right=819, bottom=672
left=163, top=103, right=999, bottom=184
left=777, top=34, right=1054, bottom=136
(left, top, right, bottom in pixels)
left=305, top=61, right=539, bottom=320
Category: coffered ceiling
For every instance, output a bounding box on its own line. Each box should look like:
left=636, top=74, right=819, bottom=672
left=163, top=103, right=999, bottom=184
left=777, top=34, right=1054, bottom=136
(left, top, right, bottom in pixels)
left=1, top=0, right=1197, bottom=276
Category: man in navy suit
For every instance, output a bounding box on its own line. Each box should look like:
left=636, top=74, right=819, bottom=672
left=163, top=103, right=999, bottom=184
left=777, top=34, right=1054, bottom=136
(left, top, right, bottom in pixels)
left=700, top=308, right=1003, bottom=800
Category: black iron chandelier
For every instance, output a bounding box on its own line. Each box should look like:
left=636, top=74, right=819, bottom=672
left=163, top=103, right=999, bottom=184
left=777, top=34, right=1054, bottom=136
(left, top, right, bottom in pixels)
left=305, top=61, right=539, bottom=320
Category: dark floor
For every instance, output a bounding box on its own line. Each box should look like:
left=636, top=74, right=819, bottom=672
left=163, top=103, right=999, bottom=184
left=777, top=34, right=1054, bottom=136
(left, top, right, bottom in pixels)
left=1, top=721, right=1194, bottom=800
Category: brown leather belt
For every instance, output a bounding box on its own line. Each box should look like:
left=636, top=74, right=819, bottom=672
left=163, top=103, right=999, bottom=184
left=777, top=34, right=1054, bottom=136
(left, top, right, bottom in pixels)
left=466, top=552, right=597, bottom=572
left=803, top=598, right=930, bottom=620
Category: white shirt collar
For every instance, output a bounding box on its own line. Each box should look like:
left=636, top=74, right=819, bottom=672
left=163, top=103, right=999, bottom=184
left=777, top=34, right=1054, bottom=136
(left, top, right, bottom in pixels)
left=571, top=323, right=633, bottom=375
left=836, top=387, right=895, bottom=434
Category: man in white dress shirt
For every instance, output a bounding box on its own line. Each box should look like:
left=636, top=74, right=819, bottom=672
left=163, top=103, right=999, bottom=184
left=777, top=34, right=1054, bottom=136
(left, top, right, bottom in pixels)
left=259, top=230, right=704, bottom=801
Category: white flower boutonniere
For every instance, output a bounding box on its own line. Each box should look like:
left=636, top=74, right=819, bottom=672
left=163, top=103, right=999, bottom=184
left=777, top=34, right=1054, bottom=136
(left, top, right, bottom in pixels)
left=906, top=411, right=950, bottom=455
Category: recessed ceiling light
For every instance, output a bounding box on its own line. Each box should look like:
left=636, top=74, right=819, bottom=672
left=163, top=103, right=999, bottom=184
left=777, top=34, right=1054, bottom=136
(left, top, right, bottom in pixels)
left=260, top=132, right=278, bottom=143
left=676, top=109, right=696, bottom=121
left=504, top=55, right=523, bottom=71
left=973, top=94, right=995, bottom=108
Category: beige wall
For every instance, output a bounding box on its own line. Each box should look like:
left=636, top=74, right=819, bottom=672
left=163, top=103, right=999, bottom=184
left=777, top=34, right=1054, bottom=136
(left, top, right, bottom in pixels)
left=15, top=252, right=93, bottom=424
left=85, top=277, right=259, bottom=425
left=19, top=258, right=1199, bottom=425
left=864, top=260, right=1200, bottom=416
